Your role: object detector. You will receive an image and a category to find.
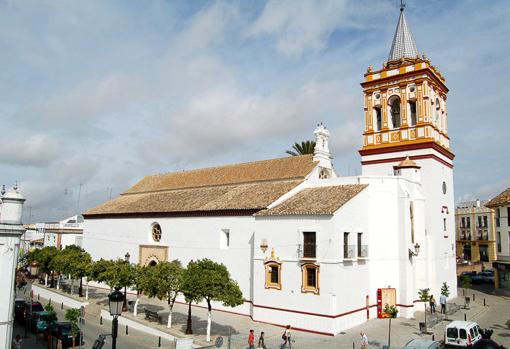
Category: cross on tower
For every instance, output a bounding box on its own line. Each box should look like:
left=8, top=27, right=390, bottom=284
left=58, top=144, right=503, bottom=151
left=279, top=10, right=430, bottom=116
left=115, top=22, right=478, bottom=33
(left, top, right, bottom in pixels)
left=400, top=0, right=405, bottom=11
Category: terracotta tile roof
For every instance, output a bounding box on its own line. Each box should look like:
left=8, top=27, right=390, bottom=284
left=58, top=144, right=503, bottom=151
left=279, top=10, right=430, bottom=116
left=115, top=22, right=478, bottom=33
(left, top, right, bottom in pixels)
left=256, top=184, right=368, bottom=216
left=486, top=187, right=510, bottom=208
left=84, top=180, right=302, bottom=216
left=124, top=154, right=317, bottom=194
left=394, top=156, right=420, bottom=169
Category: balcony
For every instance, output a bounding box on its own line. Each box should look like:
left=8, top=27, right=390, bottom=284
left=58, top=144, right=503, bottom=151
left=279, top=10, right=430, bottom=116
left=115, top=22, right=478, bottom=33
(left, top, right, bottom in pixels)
left=358, top=245, right=369, bottom=258
left=343, top=245, right=355, bottom=259
left=299, top=243, right=317, bottom=259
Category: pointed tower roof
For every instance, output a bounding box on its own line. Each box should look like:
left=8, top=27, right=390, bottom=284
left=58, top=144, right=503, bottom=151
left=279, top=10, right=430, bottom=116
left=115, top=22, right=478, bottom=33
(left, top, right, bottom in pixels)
left=387, top=4, right=419, bottom=62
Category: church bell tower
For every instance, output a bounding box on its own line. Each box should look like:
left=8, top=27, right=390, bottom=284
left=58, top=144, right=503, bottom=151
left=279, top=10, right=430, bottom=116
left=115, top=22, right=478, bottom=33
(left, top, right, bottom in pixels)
left=359, top=3, right=457, bottom=298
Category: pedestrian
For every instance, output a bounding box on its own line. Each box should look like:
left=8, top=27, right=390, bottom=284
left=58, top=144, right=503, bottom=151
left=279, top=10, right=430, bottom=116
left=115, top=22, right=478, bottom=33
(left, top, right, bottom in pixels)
left=440, top=293, right=447, bottom=314
left=248, top=329, right=255, bottom=349
left=429, top=295, right=436, bottom=313
left=280, top=325, right=291, bottom=349
left=12, top=335, right=22, bottom=349
left=360, top=331, right=368, bottom=349
left=257, top=331, right=267, bottom=349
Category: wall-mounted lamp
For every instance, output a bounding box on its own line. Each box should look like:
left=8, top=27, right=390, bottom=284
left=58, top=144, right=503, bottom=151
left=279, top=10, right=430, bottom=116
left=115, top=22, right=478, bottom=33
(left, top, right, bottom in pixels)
left=408, top=243, right=420, bottom=258
left=260, top=239, right=268, bottom=253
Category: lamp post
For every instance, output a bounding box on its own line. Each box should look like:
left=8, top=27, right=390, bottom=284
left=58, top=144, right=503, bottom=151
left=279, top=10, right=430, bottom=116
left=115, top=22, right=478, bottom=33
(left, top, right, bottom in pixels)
left=123, top=252, right=130, bottom=311
left=108, top=287, right=124, bottom=349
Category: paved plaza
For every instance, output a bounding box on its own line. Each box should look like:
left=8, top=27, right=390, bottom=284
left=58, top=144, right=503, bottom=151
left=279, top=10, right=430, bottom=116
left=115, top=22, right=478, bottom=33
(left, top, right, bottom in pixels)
left=23, top=283, right=510, bottom=348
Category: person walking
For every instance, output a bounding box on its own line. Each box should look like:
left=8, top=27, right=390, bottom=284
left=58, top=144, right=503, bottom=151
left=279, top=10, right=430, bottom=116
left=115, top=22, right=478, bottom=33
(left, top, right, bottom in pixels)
left=429, top=295, right=436, bottom=313
left=257, top=331, right=267, bottom=349
left=248, top=329, right=255, bottom=349
left=360, top=331, right=368, bottom=349
left=280, top=325, right=291, bottom=349
left=12, top=335, right=22, bottom=349
left=440, top=293, right=447, bottom=314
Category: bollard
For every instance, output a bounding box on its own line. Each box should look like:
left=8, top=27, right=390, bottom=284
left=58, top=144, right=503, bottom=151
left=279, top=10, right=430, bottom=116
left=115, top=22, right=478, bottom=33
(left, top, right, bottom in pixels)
left=158, top=336, right=161, bottom=347
left=464, top=313, right=467, bottom=321
left=463, top=289, right=465, bottom=296
left=126, top=325, right=128, bottom=335
left=484, top=298, right=486, bottom=306
left=49, top=299, right=51, bottom=305
left=100, top=316, right=103, bottom=325
left=37, top=294, right=40, bottom=300
left=432, top=334, right=435, bottom=341
left=473, top=293, right=475, bottom=301
left=61, top=302, right=64, bottom=310
left=352, top=342, right=355, bottom=349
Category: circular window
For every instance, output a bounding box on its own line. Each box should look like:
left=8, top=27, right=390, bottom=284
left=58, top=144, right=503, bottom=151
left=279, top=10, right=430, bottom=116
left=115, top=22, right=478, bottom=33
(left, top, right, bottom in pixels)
left=152, top=223, right=162, bottom=242
left=375, top=93, right=381, bottom=99
left=442, top=181, right=447, bottom=195
left=409, top=86, right=415, bottom=92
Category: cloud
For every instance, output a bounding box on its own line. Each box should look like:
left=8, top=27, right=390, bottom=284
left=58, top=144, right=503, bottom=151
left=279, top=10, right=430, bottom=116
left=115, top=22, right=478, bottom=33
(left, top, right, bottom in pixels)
left=0, top=134, right=60, bottom=167
left=246, top=0, right=349, bottom=57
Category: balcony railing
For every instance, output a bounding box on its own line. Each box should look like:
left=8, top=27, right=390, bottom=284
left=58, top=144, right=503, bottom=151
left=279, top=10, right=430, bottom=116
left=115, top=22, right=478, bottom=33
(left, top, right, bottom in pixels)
left=358, top=245, right=368, bottom=258
left=299, top=243, right=317, bottom=259
left=343, top=245, right=355, bottom=259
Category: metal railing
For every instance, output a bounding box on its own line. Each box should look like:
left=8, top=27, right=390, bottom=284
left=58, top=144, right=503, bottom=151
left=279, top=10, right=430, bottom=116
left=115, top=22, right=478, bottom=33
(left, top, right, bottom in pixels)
left=299, top=244, right=317, bottom=259
left=343, top=245, right=355, bottom=259
left=358, top=245, right=369, bottom=258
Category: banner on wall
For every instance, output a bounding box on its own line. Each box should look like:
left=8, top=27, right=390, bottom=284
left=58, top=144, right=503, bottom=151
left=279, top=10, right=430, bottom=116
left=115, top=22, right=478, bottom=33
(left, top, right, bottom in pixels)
left=377, top=288, right=396, bottom=318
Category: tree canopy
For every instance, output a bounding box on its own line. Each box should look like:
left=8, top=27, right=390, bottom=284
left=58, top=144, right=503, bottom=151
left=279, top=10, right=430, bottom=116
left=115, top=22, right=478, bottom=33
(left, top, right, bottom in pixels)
left=286, top=140, right=316, bottom=156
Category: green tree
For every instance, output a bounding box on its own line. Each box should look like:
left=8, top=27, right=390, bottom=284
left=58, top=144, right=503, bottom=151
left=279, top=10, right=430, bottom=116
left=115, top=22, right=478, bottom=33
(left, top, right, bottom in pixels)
left=441, top=282, right=450, bottom=318
left=131, top=264, right=147, bottom=317
left=88, top=259, right=115, bottom=285
left=50, top=245, right=83, bottom=294
left=69, top=249, right=92, bottom=298
left=28, top=246, right=59, bottom=287
left=383, top=304, right=398, bottom=348
left=461, top=275, right=472, bottom=289
left=101, top=259, right=136, bottom=310
left=65, top=308, right=81, bottom=348
left=285, top=140, right=316, bottom=156
left=182, top=259, right=243, bottom=342
left=143, top=261, right=183, bottom=328
left=418, top=288, right=431, bottom=329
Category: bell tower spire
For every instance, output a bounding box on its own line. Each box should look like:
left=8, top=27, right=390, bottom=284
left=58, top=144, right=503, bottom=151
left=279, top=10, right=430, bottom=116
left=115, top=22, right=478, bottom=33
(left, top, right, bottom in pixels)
left=388, top=1, right=418, bottom=63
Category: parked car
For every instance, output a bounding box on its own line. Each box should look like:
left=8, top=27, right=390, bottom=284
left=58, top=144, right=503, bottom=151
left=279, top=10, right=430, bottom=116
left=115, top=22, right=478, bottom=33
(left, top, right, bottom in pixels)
left=445, top=321, right=482, bottom=347
left=31, top=310, right=57, bottom=334
left=14, top=298, right=26, bottom=324
left=470, top=273, right=485, bottom=284
left=403, top=338, right=441, bottom=349
left=51, top=322, right=82, bottom=348
left=16, top=301, right=44, bottom=325
left=479, top=271, right=494, bottom=284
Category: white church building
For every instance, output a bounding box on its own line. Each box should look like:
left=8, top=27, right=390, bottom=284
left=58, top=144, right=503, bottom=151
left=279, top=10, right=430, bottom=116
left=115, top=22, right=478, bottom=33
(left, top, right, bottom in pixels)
left=83, top=6, right=457, bottom=335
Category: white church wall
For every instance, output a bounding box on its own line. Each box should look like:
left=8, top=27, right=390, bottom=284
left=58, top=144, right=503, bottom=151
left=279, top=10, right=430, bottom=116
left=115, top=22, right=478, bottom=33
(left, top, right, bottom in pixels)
left=84, top=215, right=255, bottom=315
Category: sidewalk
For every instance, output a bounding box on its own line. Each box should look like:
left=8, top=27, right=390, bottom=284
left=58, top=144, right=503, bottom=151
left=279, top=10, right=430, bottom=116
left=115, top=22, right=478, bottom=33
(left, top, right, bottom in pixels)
left=30, top=284, right=510, bottom=348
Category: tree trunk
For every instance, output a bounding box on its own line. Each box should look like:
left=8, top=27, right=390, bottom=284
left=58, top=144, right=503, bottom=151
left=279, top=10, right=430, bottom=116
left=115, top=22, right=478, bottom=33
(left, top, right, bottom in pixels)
left=206, top=300, right=212, bottom=342
left=134, top=294, right=140, bottom=317
left=70, top=279, right=74, bottom=295
left=185, top=301, right=193, bottom=335
left=167, top=299, right=172, bottom=328
left=45, top=274, right=48, bottom=286
left=79, top=278, right=83, bottom=298
left=51, top=272, right=55, bottom=288
left=388, top=318, right=392, bottom=348
left=85, top=278, right=89, bottom=300
left=57, top=275, right=60, bottom=290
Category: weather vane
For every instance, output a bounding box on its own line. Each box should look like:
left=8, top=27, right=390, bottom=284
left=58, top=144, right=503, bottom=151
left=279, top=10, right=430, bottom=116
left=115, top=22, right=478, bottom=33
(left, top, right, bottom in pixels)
left=400, top=0, right=406, bottom=11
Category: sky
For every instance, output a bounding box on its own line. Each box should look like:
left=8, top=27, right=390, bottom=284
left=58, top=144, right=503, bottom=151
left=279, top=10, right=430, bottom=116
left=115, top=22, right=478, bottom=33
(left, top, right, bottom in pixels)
left=1, top=0, right=509, bottom=223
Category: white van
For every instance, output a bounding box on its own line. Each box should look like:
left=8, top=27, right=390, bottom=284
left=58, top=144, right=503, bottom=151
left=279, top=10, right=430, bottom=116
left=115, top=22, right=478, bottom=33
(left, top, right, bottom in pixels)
left=445, top=321, right=482, bottom=347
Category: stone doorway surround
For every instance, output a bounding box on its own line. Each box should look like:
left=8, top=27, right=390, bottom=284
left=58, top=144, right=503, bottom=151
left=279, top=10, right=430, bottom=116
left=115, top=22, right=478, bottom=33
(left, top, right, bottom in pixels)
left=139, top=245, right=168, bottom=266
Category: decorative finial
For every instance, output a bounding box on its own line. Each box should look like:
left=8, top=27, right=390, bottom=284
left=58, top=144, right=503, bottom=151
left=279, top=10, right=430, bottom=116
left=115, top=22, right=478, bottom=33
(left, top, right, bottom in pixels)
left=13, top=181, right=18, bottom=191
left=1, top=185, right=5, bottom=196
left=400, top=0, right=405, bottom=11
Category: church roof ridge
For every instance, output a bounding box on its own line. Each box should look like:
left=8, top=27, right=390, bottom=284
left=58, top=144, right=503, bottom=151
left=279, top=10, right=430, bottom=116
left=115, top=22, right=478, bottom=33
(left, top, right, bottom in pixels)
left=387, top=4, right=419, bottom=63
left=123, top=154, right=317, bottom=195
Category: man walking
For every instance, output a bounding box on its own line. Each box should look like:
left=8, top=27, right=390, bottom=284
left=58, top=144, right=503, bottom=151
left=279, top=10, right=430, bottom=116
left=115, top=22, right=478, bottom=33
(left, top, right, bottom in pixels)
left=360, top=331, right=368, bottom=349
left=248, top=329, right=255, bottom=349
left=440, top=293, right=447, bottom=314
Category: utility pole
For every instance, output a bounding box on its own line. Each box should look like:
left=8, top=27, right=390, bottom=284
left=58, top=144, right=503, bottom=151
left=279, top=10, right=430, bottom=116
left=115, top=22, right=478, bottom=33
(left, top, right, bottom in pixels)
left=76, top=184, right=83, bottom=214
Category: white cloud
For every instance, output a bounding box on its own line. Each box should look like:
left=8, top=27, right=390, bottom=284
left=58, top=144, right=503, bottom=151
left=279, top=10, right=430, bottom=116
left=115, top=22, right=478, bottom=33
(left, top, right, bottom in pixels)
left=0, top=134, right=60, bottom=167
left=247, top=0, right=349, bottom=57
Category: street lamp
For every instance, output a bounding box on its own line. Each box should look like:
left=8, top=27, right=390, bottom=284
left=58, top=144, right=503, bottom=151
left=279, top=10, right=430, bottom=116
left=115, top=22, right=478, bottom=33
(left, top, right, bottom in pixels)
left=408, top=243, right=421, bottom=258
left=123, top=252, right=130, bottom=311
left=108, top=287, right=124, bottom=349
left=29, top=261, right=39, bottom=278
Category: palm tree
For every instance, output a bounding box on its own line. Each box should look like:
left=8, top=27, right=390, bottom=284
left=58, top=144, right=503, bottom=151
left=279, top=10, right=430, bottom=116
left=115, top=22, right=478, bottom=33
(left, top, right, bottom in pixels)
left=286, top=140, right=316, bottom=156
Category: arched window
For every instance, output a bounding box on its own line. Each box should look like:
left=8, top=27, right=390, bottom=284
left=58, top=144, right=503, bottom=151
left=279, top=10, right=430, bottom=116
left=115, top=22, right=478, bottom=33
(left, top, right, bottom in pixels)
left=388, top=96, right=401, bottom=129
left=151, top=223, right=162, bottom=242
left=435, top=98, right=441, bottom=125
left=409, top=101, right=417, bottom=126
left=373, top=107, right=382, bottom=131
left=264, top=249, right=282, bottom=290
left=301, top=263, right=320, bottom=294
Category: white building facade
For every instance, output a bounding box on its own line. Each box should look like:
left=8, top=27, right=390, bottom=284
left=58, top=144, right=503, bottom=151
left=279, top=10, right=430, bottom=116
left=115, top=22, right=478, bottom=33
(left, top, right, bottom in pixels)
left=0, top=185, right=26, bottom=347
left=83, top=6, right=457, bottom=335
